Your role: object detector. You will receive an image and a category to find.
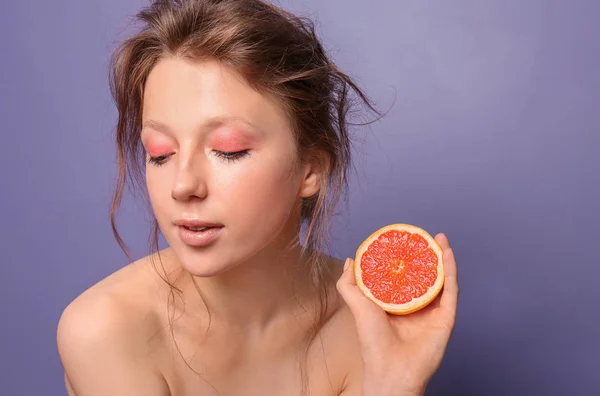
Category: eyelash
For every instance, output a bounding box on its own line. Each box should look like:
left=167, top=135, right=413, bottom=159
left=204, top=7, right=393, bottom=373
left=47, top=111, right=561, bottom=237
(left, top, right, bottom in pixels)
left=147, top=150, right=250, bottom=167
left=215, top=150, right=250, bottom=162
left=148, top=154, right=170, bottom=166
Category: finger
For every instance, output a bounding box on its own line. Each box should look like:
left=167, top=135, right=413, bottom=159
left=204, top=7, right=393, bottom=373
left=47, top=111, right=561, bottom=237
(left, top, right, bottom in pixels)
left=336, top=258, right=388, bottom=329
left=435, top=235, right=459, bottom=315
left=435, top=232, right=450, bottom=250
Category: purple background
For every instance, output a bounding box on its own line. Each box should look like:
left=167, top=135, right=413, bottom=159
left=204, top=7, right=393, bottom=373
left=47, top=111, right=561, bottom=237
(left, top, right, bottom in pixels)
left=1, top=1, right=599, bottom=395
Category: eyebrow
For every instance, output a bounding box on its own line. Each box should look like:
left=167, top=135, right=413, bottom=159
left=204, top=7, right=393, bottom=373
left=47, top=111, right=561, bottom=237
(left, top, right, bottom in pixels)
left=141, top=115, right=264, bottom=137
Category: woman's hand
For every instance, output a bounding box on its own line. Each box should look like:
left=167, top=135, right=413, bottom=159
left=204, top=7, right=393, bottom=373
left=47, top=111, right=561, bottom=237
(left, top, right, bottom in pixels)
left=336, top=233, right=459, bottom=396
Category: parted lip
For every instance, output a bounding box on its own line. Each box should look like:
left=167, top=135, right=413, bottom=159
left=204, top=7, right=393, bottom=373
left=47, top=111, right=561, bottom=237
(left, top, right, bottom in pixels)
left=174, top=219, right=224, bottom=228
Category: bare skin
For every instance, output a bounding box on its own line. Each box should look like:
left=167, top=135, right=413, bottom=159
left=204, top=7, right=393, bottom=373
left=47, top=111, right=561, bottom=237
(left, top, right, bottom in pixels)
left=58, top=57, right=364, bottom=396
left=58, top=249, right=362, bottom=396
left=57, top=57, right=458, bottom=396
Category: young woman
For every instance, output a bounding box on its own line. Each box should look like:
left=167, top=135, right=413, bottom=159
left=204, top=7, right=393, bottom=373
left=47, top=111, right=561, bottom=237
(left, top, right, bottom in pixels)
left=57, top=1, right=459, bottom=395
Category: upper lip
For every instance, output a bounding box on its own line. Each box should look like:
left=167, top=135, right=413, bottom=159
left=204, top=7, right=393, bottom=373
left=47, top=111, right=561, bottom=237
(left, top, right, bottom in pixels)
left=174, top=219, right=223, bottom=228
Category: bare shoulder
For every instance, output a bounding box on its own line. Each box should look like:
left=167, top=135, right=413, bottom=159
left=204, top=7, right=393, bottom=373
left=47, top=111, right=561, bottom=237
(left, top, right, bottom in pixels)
left=57, top=251, right=176, bottom=396
left=319, top=256, right=365, bottom=395
left=323, top=306, right=364, bottom=395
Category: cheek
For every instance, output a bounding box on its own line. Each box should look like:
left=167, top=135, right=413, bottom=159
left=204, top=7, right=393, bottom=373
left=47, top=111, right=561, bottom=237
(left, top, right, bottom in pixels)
left=145, top=171, right=172, bottom=215
left=227, top=155, right=300, bottom=220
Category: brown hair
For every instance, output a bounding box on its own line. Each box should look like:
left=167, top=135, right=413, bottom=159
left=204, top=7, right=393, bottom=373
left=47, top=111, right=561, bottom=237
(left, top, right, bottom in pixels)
left=108, top=0, right=378, bottom=393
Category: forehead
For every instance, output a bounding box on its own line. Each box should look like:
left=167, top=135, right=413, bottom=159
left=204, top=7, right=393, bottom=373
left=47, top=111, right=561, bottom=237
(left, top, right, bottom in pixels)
left=141, top=57, right=291, bottom=138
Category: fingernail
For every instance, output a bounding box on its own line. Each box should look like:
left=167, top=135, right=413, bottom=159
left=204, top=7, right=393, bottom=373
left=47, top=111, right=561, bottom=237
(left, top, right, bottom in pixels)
left=344, top=258, right=350, bottom=271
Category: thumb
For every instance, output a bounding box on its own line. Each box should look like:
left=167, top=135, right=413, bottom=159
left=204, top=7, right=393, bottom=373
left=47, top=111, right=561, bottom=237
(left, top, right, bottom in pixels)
left=336, top=258, right=388, bottom=330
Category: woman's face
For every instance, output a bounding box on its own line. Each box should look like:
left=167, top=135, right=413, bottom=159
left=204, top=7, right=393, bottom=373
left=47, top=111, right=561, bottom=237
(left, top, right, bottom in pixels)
left=141, top=57, right=320, bottom=276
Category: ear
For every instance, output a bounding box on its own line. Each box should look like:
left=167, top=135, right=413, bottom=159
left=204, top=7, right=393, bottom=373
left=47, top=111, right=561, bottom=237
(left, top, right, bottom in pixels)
left=298, top=150, right=330, bottom=198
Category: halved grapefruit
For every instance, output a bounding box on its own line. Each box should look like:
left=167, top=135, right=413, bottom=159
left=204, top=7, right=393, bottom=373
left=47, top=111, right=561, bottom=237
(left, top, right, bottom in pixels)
left=354, top=224, right=444, bottom=315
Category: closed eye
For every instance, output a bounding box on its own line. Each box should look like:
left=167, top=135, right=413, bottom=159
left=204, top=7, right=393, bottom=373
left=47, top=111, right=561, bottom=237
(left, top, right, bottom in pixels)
left=214, top=150, right=250, bottom=162
left=147, top=150, right=250, bottom=166
left=147, top=154, right=171, bottom=166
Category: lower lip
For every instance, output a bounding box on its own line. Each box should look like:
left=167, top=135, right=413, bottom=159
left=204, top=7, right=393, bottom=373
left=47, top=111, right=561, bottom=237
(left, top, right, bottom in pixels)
left=177, top=226, right=223, bottom=247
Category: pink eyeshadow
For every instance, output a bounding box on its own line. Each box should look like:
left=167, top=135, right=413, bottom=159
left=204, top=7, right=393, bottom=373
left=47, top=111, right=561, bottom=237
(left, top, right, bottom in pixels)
left=144, top=136, right=172, bottom=157
left=210, top=129, right=253, bottom=151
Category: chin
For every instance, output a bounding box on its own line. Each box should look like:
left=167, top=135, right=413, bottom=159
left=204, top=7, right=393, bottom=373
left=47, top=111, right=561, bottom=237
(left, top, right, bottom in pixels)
left=169, top=241, right=240, bottom=277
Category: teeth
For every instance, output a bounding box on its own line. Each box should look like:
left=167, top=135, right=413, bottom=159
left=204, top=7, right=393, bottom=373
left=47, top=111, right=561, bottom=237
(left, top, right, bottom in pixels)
left=185, top=226, right=209, bottom=232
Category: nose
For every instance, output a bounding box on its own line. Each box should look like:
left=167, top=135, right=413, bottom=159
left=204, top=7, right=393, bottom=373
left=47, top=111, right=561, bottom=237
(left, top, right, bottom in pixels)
left=171, top=155, right=208, bottom=201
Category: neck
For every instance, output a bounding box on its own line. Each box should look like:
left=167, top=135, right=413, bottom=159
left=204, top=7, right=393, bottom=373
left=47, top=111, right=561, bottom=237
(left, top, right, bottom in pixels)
left=171, top=224, right=326, bottom=332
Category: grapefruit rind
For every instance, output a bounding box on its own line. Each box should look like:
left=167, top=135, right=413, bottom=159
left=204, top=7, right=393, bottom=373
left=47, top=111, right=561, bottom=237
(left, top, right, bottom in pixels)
left=354, top=224, right=444, bottom=315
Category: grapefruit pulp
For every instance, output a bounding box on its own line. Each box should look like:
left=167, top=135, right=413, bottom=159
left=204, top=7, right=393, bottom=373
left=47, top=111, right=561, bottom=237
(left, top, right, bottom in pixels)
left=354, top=224, right=444, bottom=315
